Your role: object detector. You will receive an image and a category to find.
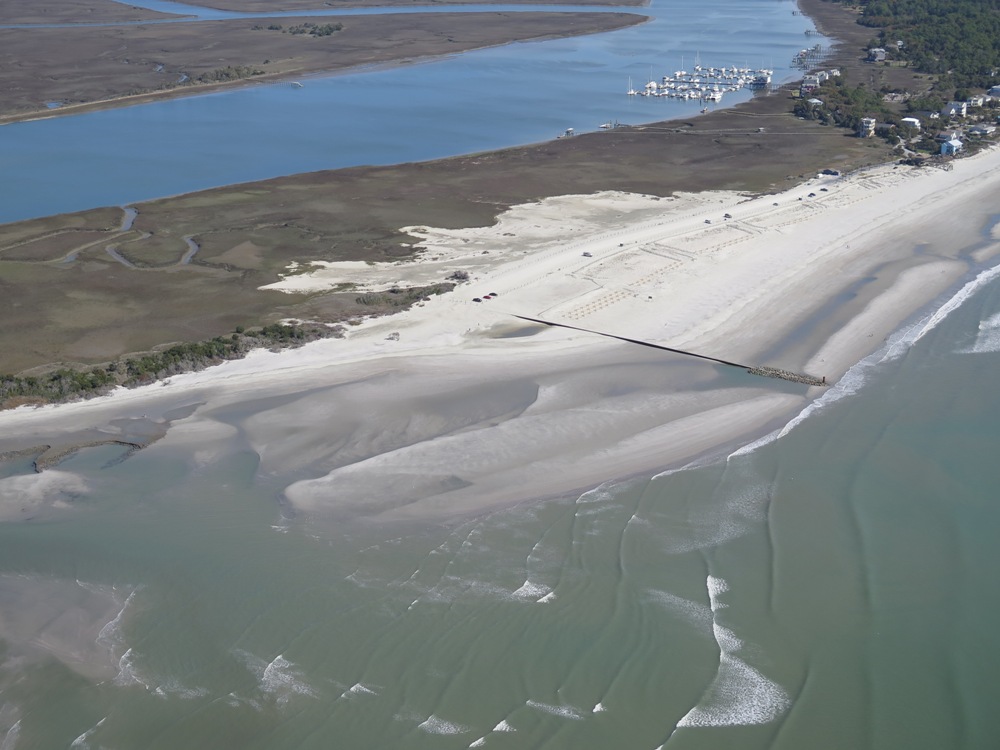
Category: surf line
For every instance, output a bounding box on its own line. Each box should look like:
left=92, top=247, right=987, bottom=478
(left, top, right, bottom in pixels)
left=510, top=314, right=827, bottom=387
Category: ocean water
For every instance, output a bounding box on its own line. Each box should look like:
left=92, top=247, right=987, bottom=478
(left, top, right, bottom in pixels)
left=2, top=260, right=999, bottom=748
left=3, top=1, right=999, bottom=746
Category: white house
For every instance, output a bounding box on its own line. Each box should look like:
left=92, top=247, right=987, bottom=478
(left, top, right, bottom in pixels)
left=900, top=116, right=921, bottom=130
left=941, top=101, right=968, bottom=118
left=868, top=48, right=887, bottom=62
left=858, top=117, right=877, bottom=138
left=966, top=95, right=986, bottom=107
left=807, top=98, right=824, bottom=106
left=941, top=138, right=963, bottom=155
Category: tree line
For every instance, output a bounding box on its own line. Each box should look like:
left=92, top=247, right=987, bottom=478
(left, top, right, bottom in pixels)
left=843, top=0, right=999, bottom=89
left=0, top=323, right=333, bottom=409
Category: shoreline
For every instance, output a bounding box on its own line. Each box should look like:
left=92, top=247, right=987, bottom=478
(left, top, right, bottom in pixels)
left=3, top=146, right=999, bottom=522
left=0, top=10, right=649, bottom=126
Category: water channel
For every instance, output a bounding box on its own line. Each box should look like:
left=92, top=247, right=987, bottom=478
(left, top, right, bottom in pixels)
left=0, top=0, right=819, bottom=223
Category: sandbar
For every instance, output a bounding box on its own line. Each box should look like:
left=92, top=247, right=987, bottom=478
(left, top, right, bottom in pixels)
left=2, top=147, right=998, bottom=522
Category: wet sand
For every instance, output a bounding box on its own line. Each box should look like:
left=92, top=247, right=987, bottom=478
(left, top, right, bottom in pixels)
left=3, top=147, right=999, bottom=522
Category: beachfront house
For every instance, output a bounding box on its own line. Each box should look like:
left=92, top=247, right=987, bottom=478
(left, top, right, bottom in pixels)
left=969, top=123, right=997, bottom=136
left=901, top=116, right=921, bottom=130
left=935, top=129, right=962, bottom=143
left=941, top=138, right=963, bottom=155
left=858, top=117, right=877, bottom=138
left=941, top=101, right=968, bottom=118
left=966, top=95, right=987, bottom=108
left=868, top=48, right=887, bottom=63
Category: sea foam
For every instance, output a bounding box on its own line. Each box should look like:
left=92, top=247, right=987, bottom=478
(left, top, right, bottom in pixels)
left=234, top=650, right=316, bottom=705
left=526, top=700, right=584, bottom=720
left=0, top=721, right=20, bottom=750
left=676, top=576, right=789, bottom=728
left=417, top=715, right=470, bottom=735
left=963, top=310, right=1000, bottom=353
left=70, top=717, right=106, bottom=749
left=728, top=260, right=1000, bottom=461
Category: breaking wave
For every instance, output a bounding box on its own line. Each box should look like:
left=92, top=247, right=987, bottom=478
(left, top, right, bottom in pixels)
left=729, top=260, right=1000, bottom=461
left=676, top=576, right=789, bottom=728
left=962, top=310, right=1000, bottom=353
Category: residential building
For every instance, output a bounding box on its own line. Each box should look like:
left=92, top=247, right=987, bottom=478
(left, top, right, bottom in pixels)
left=941, top=138, right=963, bottom=155
left=941, top=101, right=968, bottom=118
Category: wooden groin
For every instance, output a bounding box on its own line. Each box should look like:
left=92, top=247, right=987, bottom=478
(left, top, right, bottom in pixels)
left=747, top=366, right=826, bottom=387
left=510, top=314, right=827, bottom=387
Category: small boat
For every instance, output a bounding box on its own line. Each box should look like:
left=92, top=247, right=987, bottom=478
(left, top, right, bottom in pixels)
left=290, top=81, right=303, bottom=88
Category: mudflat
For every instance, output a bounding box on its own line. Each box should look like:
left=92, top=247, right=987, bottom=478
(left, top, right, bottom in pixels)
left=0, top=0, right=901, bottom=376
left=0, top=0, right=183, bottom=24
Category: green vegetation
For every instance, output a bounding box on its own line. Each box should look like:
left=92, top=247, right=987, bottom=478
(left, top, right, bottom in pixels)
left=290, top=22, right=343, bottom=36
left=355, top=283, right=452, bottom=308
left=196, top=65, right=265, bottom=83
left=0, top=323, right=335, bottom=408
left=844, top=0, right=1000, bottom=89
left=793, top=75, right=894, bottom=130
left=0, top=278, right=455, bottom=408
left=252, top=22, right=342, bottom=35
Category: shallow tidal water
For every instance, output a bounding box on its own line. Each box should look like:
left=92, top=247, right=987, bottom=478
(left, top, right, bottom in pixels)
left=2, top=264, right=1000, bottom=749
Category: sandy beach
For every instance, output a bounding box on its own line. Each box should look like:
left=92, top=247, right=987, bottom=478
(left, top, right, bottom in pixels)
left=2, top=146, right=999, bottom=523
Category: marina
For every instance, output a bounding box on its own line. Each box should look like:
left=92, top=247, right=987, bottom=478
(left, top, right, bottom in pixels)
left=0, top=0, right=819, bottom=224
left=627, top=60, right=774, bottom=103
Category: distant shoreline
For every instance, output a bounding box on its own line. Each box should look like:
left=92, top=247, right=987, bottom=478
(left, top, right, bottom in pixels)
left=0, top=10, right=648, bottom=125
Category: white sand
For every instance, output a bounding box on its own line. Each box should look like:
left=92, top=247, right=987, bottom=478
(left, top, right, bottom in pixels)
left=3, top=147, right=1000, bottom=521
